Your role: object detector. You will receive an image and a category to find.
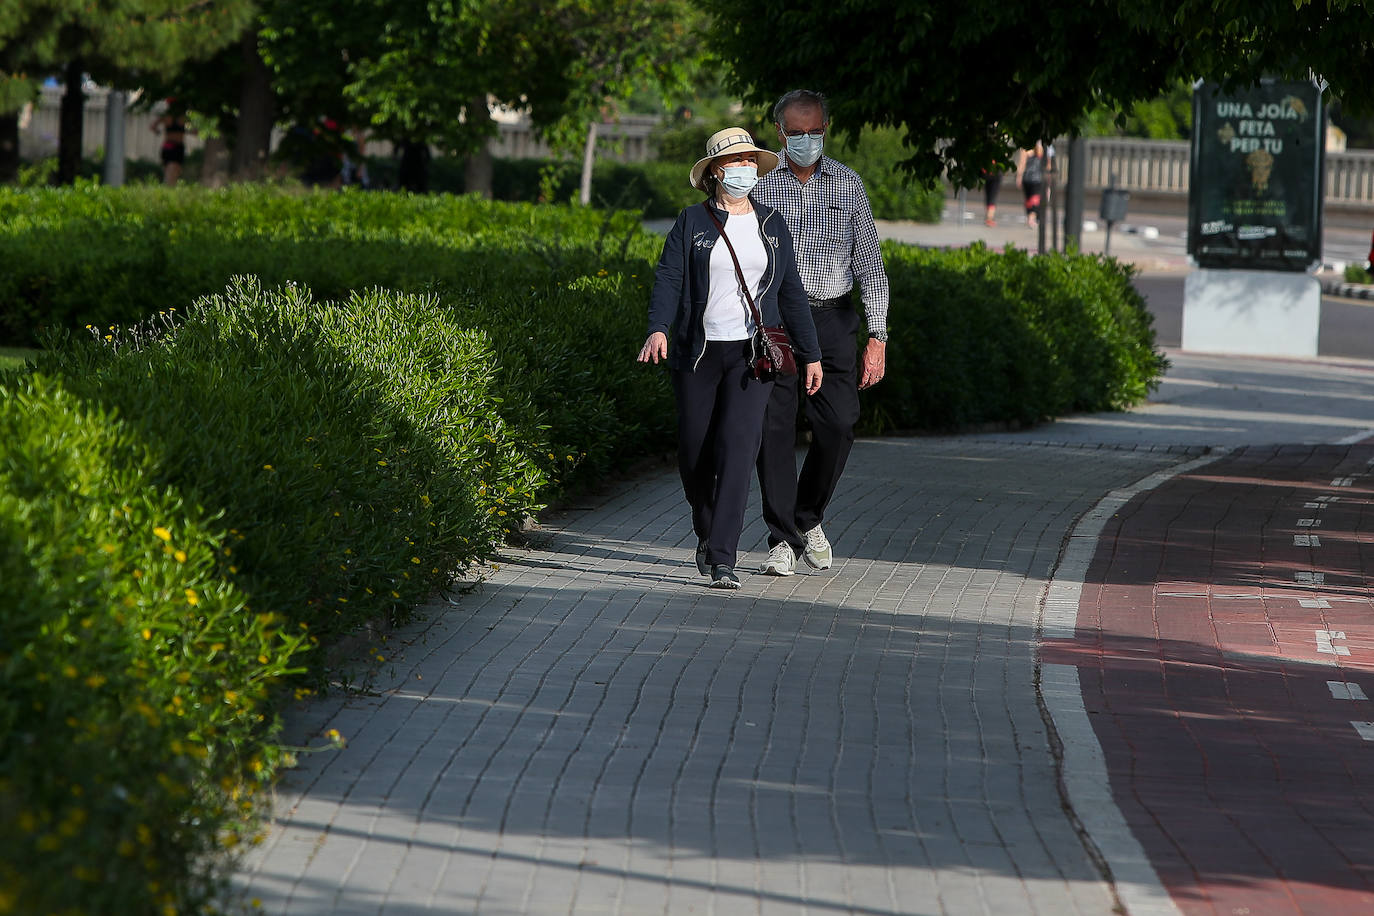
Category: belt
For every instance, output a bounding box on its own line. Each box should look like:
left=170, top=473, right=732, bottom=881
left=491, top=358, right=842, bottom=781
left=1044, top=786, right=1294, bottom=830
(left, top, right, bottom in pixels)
left=808, top=293, right=852, bottom=309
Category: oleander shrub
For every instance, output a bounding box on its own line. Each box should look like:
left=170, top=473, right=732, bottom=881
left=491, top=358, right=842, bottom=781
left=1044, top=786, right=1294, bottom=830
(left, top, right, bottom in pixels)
left=0, top=184, right=658, bottom=349
left=0, top=374, right=307, bottom=916
left=0, top=187, right=673, bottom=492
left=862, top=242, right=1166, bottom=432
left=34, top=278, right=547, bottom=646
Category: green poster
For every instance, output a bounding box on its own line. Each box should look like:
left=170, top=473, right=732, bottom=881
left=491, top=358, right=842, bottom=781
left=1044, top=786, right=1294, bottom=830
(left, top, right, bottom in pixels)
left=1187, top=80, right=1324, bottom=271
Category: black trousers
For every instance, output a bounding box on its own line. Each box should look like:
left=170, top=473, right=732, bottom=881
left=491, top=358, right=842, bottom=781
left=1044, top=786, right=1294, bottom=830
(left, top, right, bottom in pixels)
left=673, top=340, right=774, bottom=568
left=756, top=307, right=861, bottom=550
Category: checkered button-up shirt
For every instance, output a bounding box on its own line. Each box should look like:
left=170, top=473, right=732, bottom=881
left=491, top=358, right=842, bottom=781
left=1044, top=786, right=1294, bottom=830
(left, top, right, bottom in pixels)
left=752, top=156, right=890, bottom=338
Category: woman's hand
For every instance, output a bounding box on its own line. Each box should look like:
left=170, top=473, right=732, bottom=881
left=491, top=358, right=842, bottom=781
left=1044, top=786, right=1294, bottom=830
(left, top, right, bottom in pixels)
left=637, top=332, right=668, bottom=364
left=804, top=361, right=823, bottom=395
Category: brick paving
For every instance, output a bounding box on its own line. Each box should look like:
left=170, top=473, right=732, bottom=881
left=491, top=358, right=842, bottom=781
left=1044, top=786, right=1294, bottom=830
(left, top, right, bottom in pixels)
left=232, top=352, right=1374, bottom=915
left=235, top=439, right=1180, bottom=915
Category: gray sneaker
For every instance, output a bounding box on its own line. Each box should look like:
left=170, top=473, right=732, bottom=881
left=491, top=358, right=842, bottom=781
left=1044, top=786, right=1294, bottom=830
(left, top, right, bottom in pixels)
left=760, top=542, right=797, bottom=576
left=802, top=525, right=832, bottom=569
left=710, top=565, right=741, bottom=589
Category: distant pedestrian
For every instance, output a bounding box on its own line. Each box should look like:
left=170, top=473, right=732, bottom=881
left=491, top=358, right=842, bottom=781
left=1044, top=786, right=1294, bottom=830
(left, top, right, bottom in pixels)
left=638, top=127, right=823, bottom=589
left=752, top=89, right=891, bottom=577
left=151, top=100, right=188, bottom=186
left=1017, top=141, right=1049, bottom=228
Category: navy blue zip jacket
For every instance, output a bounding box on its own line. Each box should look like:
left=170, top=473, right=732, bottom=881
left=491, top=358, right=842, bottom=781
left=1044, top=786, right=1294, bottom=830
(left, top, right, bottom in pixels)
left=647, top=198, right=821, bottom=372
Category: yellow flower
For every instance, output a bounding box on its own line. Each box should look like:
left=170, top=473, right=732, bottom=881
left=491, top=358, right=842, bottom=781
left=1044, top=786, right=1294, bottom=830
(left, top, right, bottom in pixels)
left=184, top=588, right=200, bottom=606
left=173, top=549, right=188, bottom=563
left=153, top=526, right=172, bottom=542
left=141, top=628, right=152, bottom=640
left=411, top=556, right=421, bottom=564
left=377, top=459, right=388, bottom=467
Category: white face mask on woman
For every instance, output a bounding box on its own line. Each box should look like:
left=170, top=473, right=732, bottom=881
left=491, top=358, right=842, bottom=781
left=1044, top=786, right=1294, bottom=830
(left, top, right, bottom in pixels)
left=718, top=165, right=758, bottom=198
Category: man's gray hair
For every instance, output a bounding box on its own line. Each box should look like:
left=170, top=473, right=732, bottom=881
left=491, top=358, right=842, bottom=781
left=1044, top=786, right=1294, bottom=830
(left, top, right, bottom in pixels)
left=773, top=90, right=829, bottom=127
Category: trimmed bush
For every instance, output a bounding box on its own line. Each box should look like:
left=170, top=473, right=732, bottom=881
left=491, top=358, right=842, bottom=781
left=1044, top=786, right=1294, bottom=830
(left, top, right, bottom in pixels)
left=0, top=187, right=672, bottom=494
left=0, top=373, right=306, bottom=915
left=864, top=242, right=1166, bottom=432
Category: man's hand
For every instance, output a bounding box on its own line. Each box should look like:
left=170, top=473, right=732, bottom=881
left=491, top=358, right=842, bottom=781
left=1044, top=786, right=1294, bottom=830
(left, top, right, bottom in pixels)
left=803, top=361, right=823, bottom=395
left=858, top=338, right=886, bottom=389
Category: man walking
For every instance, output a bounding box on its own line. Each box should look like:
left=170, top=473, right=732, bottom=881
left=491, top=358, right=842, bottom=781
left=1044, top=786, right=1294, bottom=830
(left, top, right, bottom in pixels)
left=752, top=89, right=890, bottom=575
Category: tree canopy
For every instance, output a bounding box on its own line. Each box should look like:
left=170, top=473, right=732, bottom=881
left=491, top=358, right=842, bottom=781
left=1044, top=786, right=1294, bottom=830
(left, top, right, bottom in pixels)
left=0, top=0, right=254, bottom=108
left=704, top=0, right=1374, bottom=186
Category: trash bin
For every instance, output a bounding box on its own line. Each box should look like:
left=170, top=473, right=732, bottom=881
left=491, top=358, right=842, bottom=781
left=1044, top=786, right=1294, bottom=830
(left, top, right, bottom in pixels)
left=1099, top=187, right=1129, bottom=224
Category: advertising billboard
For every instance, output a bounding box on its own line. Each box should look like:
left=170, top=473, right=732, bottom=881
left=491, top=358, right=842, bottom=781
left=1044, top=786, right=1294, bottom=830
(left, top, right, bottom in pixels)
left=1187, top=79, right=1325, bottom=271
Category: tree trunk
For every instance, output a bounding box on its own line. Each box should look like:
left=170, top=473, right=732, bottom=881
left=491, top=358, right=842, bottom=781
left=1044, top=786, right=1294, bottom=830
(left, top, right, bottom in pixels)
left=0, top=111, right=18, bottom=184
left=398, top=140, right=430, bottom=193
left=232, top=31, right=275, bottom=180
left=201, top=135, right=230, bottom=187
left=463, top=95, right=493, bottom=198
left=55, top=60, right=85, bottom=185
left=578, top=121, right=597, bottom=205
left=102, top=90, right=126, bottom=187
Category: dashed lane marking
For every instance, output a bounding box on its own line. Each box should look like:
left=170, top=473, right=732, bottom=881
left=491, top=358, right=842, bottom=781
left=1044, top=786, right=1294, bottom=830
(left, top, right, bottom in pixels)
left=1328, top=681, right=1369, bottom=701
left=1317, top=630, right=1352, bottom=656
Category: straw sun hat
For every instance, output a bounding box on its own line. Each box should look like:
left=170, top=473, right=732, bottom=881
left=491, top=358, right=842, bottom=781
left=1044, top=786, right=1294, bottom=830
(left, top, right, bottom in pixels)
left=688, top=127, right=780, bottom=191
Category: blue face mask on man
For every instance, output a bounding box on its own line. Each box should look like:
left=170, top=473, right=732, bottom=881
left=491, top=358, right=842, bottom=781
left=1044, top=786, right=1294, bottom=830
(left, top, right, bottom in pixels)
left=719, top=165, right=758, bottom=198
left=784, top=132, right=824, bottom=168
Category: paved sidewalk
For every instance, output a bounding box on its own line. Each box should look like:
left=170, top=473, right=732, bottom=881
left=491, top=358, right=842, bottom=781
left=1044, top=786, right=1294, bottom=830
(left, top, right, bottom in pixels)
left=233, top=352, right=1374, bottom=915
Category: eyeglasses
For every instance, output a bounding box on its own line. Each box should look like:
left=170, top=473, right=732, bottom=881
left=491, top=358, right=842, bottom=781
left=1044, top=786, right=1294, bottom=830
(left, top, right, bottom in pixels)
left=781, top=129, right=826, bottom=139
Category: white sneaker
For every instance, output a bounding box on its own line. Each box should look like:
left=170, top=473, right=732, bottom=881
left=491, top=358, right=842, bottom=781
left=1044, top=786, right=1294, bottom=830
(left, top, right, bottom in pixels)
left=760, top=542, right=797, bottom=576
left=802, top=526, right=832, bottom=569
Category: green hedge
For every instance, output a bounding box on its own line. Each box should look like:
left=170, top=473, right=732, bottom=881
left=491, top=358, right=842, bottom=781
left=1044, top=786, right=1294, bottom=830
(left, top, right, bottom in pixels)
left=1, top=369, right=305, bottom=915
left=861, top=242, right=1166, bottom=432
left=0, top=186, right=671, bottom=494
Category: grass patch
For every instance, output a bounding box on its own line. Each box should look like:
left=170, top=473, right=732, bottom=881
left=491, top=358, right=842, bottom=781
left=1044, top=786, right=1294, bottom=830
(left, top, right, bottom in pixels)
left=0, top=346, right=37, bottom=369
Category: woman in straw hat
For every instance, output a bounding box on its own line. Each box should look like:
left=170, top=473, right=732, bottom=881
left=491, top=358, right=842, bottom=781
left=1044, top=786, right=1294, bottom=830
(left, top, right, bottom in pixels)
left=637, top=127, right=823, bottom=589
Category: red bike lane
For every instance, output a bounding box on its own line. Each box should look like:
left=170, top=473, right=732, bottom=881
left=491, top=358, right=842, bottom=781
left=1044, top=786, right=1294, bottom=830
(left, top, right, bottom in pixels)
left=1044, top=445, right=1374, bottom=915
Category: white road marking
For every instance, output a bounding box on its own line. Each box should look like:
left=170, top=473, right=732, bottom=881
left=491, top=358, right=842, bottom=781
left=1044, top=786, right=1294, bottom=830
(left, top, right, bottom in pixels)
left=1328, top=681, right=1369, bottom=700
left=1039, top=454, right=1222, bottom=916
left=1294, top=534, right=1322, bottom=547
left=1332, top=477, right=1355, bottom=487
left=1296, top=572, right=1326, bottom=585
left=1299, top=598, right=1333, bottom=609
left=1317, top=630, right=1351, bottom=656
left=1297, top=518, right=1322, bottom=527
left=1352, top=722, right=1374, bottom=741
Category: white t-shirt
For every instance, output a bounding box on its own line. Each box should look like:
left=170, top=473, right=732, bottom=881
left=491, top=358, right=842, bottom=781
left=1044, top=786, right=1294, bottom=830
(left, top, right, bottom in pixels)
left=704, top=210, right=766, bottom=341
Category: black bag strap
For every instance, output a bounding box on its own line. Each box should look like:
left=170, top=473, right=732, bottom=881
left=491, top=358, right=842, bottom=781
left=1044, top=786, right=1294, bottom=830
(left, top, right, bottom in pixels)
left=701, top=202, right=767, bottom=333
